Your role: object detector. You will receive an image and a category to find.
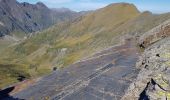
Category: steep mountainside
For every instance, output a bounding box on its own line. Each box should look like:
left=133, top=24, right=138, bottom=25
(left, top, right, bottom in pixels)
left=0, top=3, right=140, bottom=88
left=0, top=2, right=170, bottom=89
left=0, top=0, right=79, bottom=37
left=123, top=19, right=170, bottom=100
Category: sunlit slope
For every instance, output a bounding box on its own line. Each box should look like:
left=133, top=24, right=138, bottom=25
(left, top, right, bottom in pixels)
left=66, top=3, right=140, bottom=35
left=1, top=3, right=170, bottom=88
left=114, top=12, right=170, bottom=36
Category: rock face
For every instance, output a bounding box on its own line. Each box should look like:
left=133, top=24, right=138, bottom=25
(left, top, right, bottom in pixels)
left=139, top=19, right=170, bottom=48
left=0, top=0, right=79, bottom=36
left=122, top=20, right=170, bottom=100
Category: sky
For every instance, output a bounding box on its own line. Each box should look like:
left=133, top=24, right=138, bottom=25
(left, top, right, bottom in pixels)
left=17, top=0, right=170, bottom=13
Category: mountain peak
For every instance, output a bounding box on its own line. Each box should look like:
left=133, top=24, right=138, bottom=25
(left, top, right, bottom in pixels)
left=0, top=0, right=16, bottom=3
left=36, top=2, right=47, bottom=8
left=0, top=0, right=79, bottom=37
left=108, top=2, right=135, bottom=7
left=142, top=11, right=152, bottom=15
left=52, top=8, right=72, bottom=12
left=105, top=2, right=140, bottom=13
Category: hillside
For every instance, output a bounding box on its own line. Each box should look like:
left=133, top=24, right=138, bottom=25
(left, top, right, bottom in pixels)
left=0, top=0, right=82, bottom=51
left=0, top=2, right=170, bottom=89
left=13, top=36, right=140, bottom=99
left=0, top=0, right=79, bottom=37
left=12, top=13, right=170, bottom=100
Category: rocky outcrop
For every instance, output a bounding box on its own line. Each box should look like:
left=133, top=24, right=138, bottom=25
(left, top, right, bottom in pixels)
left=0, top=0, right=79, bottom=37
left=139, top=19, right=170, bottom=48
left=122, top=20, right=170, bottom=100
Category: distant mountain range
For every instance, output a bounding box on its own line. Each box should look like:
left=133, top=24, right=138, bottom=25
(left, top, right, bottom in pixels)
left=0, top=0, right=81, bottom=37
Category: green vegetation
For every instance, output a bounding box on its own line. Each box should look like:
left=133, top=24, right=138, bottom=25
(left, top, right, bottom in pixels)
left=1, top=3, right=170, bottom=88
left=0, top=39, right=14, bottom=51
left=0, top=63, right=29, bottom=88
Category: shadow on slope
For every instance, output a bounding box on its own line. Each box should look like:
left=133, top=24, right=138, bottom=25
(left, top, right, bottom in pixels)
left=0, top=86, right=22, bottom=100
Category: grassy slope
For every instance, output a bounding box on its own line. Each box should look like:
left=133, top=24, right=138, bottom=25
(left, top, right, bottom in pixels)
left=0, top=3, right=140, bottom=88
left=0, top=3, right=170, bottom=88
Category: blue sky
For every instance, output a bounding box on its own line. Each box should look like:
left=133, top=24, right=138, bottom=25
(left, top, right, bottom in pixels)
left=17, top=0, right=170, bottom=13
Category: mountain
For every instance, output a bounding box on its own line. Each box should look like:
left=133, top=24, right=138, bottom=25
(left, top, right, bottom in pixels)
left=0, top=3, right=139, bottom=88
left=0, top=0, right=80, bottom=37
left=123, top=19, right=170, bottom=100
left=0, top=2, right=170, bottom=90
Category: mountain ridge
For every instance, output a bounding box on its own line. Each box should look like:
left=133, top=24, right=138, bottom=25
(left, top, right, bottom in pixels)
left=0, top=2, right=170, bottom=93
left=0, top=0, right=80, bottom=37
left=0, top=2, right=142, bottom=88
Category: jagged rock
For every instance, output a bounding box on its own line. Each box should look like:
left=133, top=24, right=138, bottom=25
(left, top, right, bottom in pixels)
left=139, top=19, right=170, bottom=48
left=122, top=20, right=170, bottom=100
